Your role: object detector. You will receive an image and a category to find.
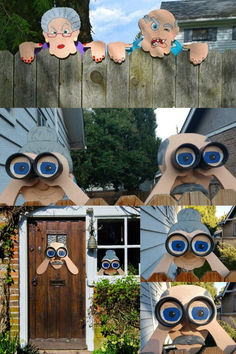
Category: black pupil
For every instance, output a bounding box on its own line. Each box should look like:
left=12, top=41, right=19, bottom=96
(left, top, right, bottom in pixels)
left=197, top=309, right=205, bottom=317
left=45, top=165, right=52, bottom=172
left=19, top=165, right=26, bottom=171
left=209, top=153, right=216, bottom=160
left=176, top=243, right=181, bottom=249
left=183, top=156, right=189, bottom=162
left=169, top=311, right=176, bottom=318
left=199, top=243, right=205, bottom=249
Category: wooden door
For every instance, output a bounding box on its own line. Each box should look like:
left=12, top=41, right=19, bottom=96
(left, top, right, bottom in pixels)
left=28, top=219, right=86, bottom=349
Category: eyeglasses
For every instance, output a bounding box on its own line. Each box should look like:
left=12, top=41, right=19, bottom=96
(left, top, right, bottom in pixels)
left=47, top=31, right=73, bottom=38
left=102, top=260, right=120, bottom=270
left=45, top=247, right=68, bottom=258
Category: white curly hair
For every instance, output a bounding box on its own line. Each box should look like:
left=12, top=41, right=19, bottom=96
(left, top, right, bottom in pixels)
left=41, top=7, right=81, bottom=33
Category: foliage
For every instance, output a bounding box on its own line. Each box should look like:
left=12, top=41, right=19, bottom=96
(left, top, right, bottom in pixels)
left=218, top=318, right=236, bottom=341
left=72, top=108, right=160, bottom=191
left=91, top=276, right=140, bottom=353
left=93, top=334, right=139, bottom=354
left=0, top=332, right=39, bottom=354
left=185, top=206, right=218, bottom=234
left=0, top=0, right=92, bottom=53
left=217, top=242, right=236, bottom=270
left=171, top=282, right=217, bottom=300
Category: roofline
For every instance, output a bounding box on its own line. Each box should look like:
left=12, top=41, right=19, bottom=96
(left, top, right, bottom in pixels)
left=222, top=206, right=236, bottom=224
left=180, top=108, right=196, bottom=133
left=222, top=282, right=233, bottom=297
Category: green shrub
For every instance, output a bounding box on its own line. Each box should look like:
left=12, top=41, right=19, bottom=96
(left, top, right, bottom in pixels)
left=217, top=242, right=236, bottom=270
left=0, top=332, right=39, bottom=354
left=218, top=318, right=236, bottom=341
left=91, top=276, right=140, bottom=353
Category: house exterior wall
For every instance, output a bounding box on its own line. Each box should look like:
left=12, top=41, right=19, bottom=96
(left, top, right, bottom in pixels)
left=0, top=108, right=69, bottom=199
left=141, top=206, right=177, bottom=280
left=140, top=282, right=170, bottom=350
left=176, top=25, right=236, bottom=52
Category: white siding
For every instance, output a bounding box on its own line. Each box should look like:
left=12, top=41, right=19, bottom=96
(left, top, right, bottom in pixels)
left=141, top=282, right=170, bottom=350
left=141, top=206, right=177, bottom=280
left=0, top=108, right=69, bottom=200
left=176, top=26, right=236, bottom=52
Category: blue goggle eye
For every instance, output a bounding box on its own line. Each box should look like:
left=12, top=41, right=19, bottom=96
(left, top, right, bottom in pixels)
left=112, top=262, right=120, bottom=269
left=171, top=240, right=185, bottom=252
left=57, top=248, right=67, bottom=258
left=194, top=241, right=208, bottom=252
left=162, top=307, right=182, bottom=323
left=203, top=151, right=221, bottom=164
left=46, top=248, right=56, bottom=258
left=177, top=152, right=194, bottom=166
left=102, top=261, right=110, bottom=269
left=192, top=307, right=209, bottom=321
left=40, top=162, right=57, bottom=175
left=13, top=162, right=30, bottom=175
left=191, top=235, right=212, bottom=256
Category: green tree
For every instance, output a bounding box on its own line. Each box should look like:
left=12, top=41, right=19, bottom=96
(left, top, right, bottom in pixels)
left=171, top=282, right=217, bottom=300
left=186, top=206, right=218, bottom=234
left=0, top=0, right=92, bottom=53
left=72, top=108, right=160, bottom=191
left=217, top=242, right=236, bottom=270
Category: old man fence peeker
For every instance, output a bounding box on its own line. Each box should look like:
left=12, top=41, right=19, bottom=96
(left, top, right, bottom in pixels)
left=0, top=49, right=235, bottom=108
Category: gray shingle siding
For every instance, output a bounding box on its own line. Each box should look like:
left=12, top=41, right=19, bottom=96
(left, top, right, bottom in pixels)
left=141, top=206, right=177, bottom=280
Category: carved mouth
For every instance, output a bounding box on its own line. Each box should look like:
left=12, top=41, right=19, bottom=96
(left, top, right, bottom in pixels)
left=51, top=260, right=63, bottom=266
left=173, top=335, right=205, bottom=346
left=151, top=38, right=167, bottom=47
left=57, top=44, right=65, bottom=49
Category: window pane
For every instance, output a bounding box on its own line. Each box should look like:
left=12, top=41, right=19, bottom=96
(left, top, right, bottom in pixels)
left=47, top=234, right=67, bottom=246
left=128, top=218, right=140, bottom=245
left=233, top=26, right=236, bottom=40
left=234, top=224, right=236, bottom=236
left=97, top=248, right=124, bottom=273
left=192, top=28, right=217, bottom=42
left=47, top=234, right=57, bottom=246
left=128, top=248, right=140, bottom=275
left=97, top=219, right=124, bottom=245
left=184, top=29, right=193, bottom=42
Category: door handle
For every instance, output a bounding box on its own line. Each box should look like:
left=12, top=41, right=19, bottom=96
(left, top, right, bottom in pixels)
left=32, top=277, right=38, bottom=286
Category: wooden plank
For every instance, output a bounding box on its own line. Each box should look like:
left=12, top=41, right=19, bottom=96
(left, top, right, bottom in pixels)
left=86, top=198, right=108, bottom=205
left=199, top=50, right=222, bottom=108
left=174, top=271, right=199, bottom=282
left=148, top=273, right=171, bottom=282
left=212, top=189, right=236, bottom=205
left=153, top=54, right=176, bottom=107
left=115, top=195, right=144, bottom=206
left=14, top=52, right=36, bottom=107
left=222, top=50, right=236, bottom=107
left=147, top=194, right=177, bottom=206
left=36, top=50, right=59, bottom=107
left=0, top=51, right=13, bottom=106
left=176, top=51, right=199, bottom=107
left=59, top=53, right=82, bottom=107
left=106, top=54, right=129, bottom=108
left=200, top=271, right=224, bottom=282
left=225, top=271, right=236, bottom=282
left=178, top=191, right=210, bottom=205
left=82, top=49, right=106, bottom=107
left=129, top=50, right=153, bottom=107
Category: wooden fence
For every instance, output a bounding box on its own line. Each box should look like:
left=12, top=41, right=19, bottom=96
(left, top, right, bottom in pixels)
left=0, top=49, right=235, bottom=108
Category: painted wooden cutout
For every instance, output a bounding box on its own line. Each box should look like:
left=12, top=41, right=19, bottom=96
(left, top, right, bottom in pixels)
left=148, top=209, right=230, bottom=280
left=98, top=250, right=125, bottom=275
left=37, top=241, right=78, bottom=275
left=0, top=126, right=89, bottom=206
left=145, top=133, right=236, bottom=204
left=142, top=285, right=236, bottom=354
left=19, top=7, right=105, bottom=62
left=108, top=9, right=208, bottom=64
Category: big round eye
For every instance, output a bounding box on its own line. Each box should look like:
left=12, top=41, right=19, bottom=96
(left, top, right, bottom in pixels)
left=187, top=297, right=215, bottom=325
left=57, top=247, right=67, bottom=258
left=166, top=234, right=189, bottom=256
left=102, top=261, right=110, bottom=270
left=34, top=153, right=62, bottom=179
left=6, top=153, right=34, bottom=179
left=151, top=22, right=158, bottom=30
left=111, top=261, right=120, bottom=269
left=173, top=144, right=200, bottom=170
left=201, top=143, right=228, bottom=168
left=155, top=297, right=184, bottom=327
left=63, top=29, right=71, bottom=36
left=46, top=247, right=56, bottom=258
left=191, top=234, right=214, bottom=256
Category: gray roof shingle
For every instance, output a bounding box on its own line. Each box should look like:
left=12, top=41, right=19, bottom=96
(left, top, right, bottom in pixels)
left=161, top=1, right=236, bottom=20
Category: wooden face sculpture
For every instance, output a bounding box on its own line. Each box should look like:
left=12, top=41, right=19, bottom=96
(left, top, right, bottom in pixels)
left=138, top=9, right=179, bottom=58
left=0, top=127, right=89, bottom=206
left=37, top=242, right=78, bottom=275
left=148, top=209, right=230, bottom=279
left=98, top=250, right=124, bottom=276
left=142, top=285, right=236, bottom=354
left=145, top=133, right=236, bottom=204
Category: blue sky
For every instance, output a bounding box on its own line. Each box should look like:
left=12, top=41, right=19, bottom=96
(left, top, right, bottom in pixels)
left=89, top=0, right=176, bottom=43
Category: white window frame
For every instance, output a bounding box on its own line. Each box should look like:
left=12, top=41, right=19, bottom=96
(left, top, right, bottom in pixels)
left=96, top=216, right=140, bottom=277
